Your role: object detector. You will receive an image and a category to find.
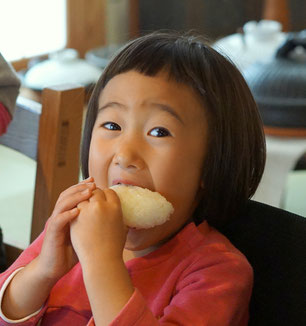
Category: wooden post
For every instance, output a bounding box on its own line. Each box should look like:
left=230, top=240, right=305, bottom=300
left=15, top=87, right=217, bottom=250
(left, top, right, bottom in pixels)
left=129, top=0, right=139, bottom=39
left=262, top=0, right=290, bottom=31
left=31, top=85, right=84, bottom=242
left=66, top=0, right=106, bottom=57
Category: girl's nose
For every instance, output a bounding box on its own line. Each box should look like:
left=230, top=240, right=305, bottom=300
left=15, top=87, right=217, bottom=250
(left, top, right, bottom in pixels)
left=112, top=143, right=145, bottom=171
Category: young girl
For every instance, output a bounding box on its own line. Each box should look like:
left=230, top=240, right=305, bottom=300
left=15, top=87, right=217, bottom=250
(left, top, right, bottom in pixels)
left=0, top=31, right=265, bottom=325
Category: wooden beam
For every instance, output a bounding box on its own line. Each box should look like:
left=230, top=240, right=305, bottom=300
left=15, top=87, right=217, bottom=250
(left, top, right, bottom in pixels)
left=262, top=0, right=290, bottom=32
left=11, top=54, right=48, bottom=72
left=129, top=0, right=139, bottom=39
left=66, top=0, right=107, bottom=57
left=31, top=85, right=84, bottom=242
left=264, top=126, right=306, bottom=138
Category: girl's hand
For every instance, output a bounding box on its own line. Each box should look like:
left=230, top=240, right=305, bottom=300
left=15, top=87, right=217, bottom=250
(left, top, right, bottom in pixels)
left=70, top=189, right=134, bottom=326
left=36, top=177, right=96, bottom=282
left=70, top=188, right=128, bottom=264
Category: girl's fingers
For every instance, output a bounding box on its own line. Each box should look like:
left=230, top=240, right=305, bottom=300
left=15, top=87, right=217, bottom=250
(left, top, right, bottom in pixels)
left=55, top=188, right=94, bottom=214
left=89, top=188, right=106, bottom=202
left=77, top=201, right=87, bottom=210
left=52, top=183, right=95, bottom=217
left=51, top=178, right=96, bottom=217
left=104, top=188, right=121, bottom=205
left=86, top=188, right=120, bottom=205
left=49, top=207, right=79, bottom=232
left=80, top=176, right=94, bottom=184
left=59, top=181, right=96, bottom=200
left=58, top=177, right=94, bottom=200
left=56, top=181, right=96, bottom=205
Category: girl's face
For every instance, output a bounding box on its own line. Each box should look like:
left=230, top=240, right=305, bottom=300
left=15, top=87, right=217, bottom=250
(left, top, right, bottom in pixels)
left=89, top=70, right=208, bottom=252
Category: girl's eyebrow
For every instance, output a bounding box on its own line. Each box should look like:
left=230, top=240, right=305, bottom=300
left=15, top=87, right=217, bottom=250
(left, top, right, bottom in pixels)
left=98, top=101, right=184, bottom=125
left=150, top=102, right=185, bottom=125
left=98, top=101, right=124, bottom=112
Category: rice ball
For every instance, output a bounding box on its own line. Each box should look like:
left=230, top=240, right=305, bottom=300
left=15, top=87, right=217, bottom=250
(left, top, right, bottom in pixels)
left=110, top=185, right=174, bottom=229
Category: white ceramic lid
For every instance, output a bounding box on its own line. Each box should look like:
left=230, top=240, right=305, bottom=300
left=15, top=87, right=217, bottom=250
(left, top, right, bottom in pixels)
left=23, top=49, right=102, bottom=90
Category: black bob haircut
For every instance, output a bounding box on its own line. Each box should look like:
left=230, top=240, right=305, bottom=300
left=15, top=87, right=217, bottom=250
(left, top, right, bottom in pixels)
left=81, top=31, right=266, bottom=228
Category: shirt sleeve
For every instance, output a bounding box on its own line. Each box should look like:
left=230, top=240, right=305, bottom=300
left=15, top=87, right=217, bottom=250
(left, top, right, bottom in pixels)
left=0, top=102, right=12, bottom=135
left=0, top=53, right=21, bottom=118
left=0, top=230, right=48, bottom=325
left=108, top=252, right=253, bottom=326
left=0, top=268, right=43, bottom=323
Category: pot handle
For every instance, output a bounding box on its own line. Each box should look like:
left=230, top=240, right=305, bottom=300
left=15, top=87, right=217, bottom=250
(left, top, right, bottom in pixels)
left=276, top=30, right=306, bottom=58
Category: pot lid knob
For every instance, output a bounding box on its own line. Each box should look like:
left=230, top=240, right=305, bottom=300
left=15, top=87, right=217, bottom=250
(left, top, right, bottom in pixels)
left=276, top=30, right=306, bottom=62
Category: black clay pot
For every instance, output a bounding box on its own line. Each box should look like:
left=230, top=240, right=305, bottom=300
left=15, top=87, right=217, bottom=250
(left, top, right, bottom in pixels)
left=244, top=30, right=306, bottom=130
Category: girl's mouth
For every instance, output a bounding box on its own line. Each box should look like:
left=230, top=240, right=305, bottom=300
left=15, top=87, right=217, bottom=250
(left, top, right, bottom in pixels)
left=112, top=179, right=138, bottom=187
left=111, top=179, right=152, bottom=191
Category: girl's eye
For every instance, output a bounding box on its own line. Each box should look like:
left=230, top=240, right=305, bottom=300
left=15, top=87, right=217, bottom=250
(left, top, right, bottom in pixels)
left=102, top=122, right=121, bottom=131
left=149, top=127, right=171, bottom=137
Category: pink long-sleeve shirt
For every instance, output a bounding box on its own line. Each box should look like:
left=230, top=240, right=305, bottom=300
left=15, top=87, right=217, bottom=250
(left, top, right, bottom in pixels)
left=0, top=221, right=253, bottom=325
left=0, top=102, right=11, bottom=135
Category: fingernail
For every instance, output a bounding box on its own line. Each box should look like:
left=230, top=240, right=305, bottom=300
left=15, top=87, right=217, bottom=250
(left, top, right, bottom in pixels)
left=71, top=207, right=78, bottom=213
left=82, top=188, right=90, bottom=194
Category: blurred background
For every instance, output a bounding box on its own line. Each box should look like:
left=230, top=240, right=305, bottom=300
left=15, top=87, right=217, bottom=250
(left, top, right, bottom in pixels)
left=1, top=0, right=306, bottom=60
left=1, top=0, right=305, bottom=88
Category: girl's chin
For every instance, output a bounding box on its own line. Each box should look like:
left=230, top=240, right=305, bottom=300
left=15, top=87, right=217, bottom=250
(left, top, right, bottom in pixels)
left=124, top=227, right=157, bottom=252
left=125, top=227, right=146, bottom=246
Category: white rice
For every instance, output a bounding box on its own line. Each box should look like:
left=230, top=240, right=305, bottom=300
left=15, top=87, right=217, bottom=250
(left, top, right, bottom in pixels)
left=110, top=185, right=174, bottom=229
